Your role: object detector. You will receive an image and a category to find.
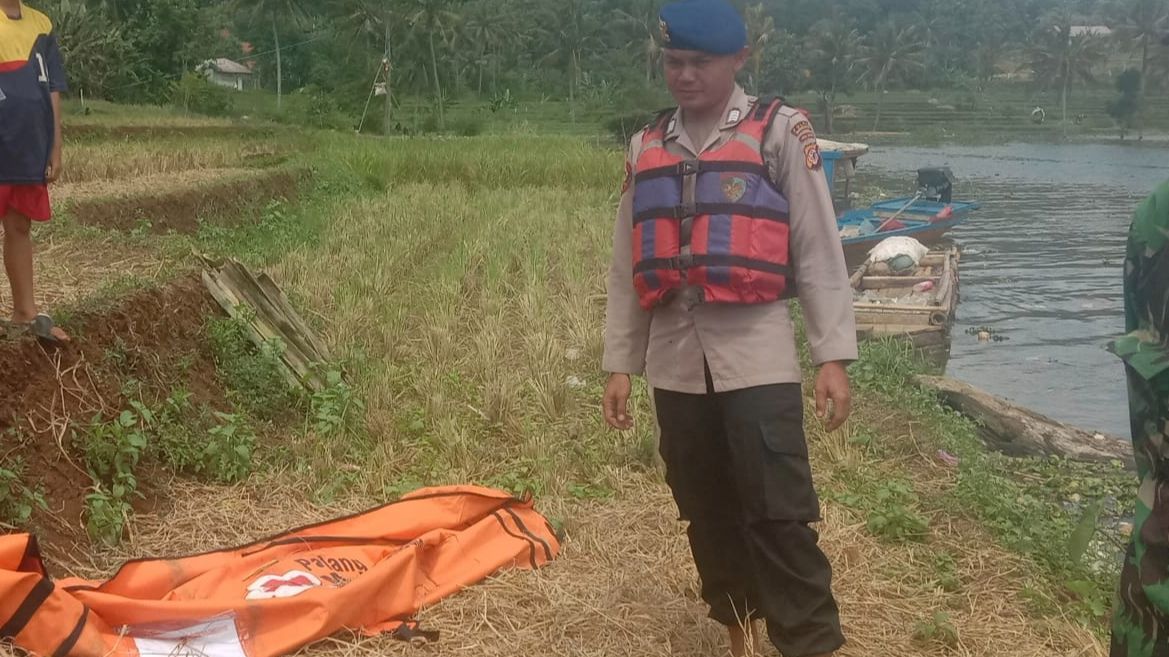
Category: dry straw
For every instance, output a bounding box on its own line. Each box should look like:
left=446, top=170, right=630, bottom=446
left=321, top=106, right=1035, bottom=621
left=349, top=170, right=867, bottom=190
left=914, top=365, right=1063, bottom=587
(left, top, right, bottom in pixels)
left=3, top=472, right=1101, bottom=657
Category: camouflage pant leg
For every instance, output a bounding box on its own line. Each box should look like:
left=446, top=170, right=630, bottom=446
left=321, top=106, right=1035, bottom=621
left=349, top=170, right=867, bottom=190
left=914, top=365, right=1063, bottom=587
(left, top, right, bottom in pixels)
left=1110, top=179, right=1169, bottom=657
left=1112, top=374, right=1169, bottom=657
left=1112, top=494, right=1169, bottom=657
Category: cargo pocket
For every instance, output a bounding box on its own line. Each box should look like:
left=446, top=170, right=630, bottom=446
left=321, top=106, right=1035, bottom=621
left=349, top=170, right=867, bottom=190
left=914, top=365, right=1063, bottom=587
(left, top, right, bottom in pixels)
left=758, top=413, right=821, bottom=522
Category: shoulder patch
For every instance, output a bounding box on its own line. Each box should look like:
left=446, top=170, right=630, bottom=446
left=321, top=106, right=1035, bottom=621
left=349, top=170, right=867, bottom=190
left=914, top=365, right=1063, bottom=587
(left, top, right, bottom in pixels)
left=803, top=142, right=822, bottom=171
left=791, top=120, right=816, bottom=144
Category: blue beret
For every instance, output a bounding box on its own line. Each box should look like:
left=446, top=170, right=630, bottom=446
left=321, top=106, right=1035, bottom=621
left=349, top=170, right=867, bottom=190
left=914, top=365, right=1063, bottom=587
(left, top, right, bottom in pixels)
left=659, top=0, right=748, bottom=55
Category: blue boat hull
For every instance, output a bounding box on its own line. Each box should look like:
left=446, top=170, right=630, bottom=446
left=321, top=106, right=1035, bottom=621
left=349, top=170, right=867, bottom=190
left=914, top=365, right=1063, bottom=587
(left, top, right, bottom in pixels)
left=837, top=196, right=980, bottom=263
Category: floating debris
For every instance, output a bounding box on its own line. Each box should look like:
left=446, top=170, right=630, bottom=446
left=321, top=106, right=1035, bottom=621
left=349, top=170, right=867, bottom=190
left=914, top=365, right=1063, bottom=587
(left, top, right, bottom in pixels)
left=966, top=325, right=1010, bottom=342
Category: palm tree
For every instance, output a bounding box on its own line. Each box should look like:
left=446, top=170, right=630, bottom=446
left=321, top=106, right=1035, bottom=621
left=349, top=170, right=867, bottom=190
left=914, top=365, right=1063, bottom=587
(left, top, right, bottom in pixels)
left=613, top=0, right=661, bottom=85
left=238, top=0, right=310, bottom=112
left=1025, top=21, right=1107, bottom=127
left=973, top=34, right=1012, bottom=91
left=857, top=21, right=926, bottom=132
left=744, top=3, right=776, bottom=95
left=458, top=1, right=513, bottom=95
left=401, top=0, right=463, bottom=129
left=805, top=18, right=861, bottom=134
left=1110, top=0, right=1169, bottom=138
left=535, top=0, right=607, bottom=121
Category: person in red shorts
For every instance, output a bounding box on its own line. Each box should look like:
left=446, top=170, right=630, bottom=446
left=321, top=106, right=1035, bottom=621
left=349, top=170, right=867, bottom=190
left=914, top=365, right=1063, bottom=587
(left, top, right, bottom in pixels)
left=0, top=0, right=68, bottom=344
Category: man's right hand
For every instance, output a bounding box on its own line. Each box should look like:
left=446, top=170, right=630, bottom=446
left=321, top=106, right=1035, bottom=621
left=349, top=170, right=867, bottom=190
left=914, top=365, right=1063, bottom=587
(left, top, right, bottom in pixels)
left=603, top=373, right=634, bottom=430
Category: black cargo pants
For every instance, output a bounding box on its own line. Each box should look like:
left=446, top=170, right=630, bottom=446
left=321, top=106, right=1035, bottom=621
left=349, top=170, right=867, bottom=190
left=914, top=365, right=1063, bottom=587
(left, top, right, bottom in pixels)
left=653, top=367, right=844, bottom=657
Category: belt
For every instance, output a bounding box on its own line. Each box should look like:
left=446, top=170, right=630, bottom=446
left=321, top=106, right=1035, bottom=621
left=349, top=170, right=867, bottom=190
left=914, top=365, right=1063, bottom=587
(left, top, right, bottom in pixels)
left=662, top=286, right=705, bottom=312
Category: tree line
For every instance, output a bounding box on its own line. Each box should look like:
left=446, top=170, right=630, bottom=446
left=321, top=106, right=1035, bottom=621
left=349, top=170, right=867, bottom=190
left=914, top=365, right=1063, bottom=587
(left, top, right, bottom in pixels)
left=33, top=0, right=1169, bottom=134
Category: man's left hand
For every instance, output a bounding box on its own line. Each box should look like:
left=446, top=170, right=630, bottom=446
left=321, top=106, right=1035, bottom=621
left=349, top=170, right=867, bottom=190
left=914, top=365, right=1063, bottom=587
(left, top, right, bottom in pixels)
left=46, top=148, right=62, bottom=183
left=814, top=361, right=852, bottom=432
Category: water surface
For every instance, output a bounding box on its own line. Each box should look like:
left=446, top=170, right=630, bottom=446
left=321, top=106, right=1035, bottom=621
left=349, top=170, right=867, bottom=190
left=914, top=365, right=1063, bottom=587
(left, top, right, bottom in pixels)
left=858, top=142, right=1169, bottom=437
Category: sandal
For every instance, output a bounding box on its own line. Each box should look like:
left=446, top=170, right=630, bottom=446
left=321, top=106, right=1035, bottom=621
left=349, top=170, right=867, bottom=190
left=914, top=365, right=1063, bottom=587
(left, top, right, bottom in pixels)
left=1, top=314, right=69, bottom=346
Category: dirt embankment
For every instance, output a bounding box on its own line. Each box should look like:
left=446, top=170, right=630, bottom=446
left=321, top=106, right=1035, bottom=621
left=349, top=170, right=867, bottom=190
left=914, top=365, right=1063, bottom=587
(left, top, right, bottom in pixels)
left=58, top=168, right=307, bottom=234
left=0, top=276, right=227, bottom=553
left=65, top=124, right=281, bottom=141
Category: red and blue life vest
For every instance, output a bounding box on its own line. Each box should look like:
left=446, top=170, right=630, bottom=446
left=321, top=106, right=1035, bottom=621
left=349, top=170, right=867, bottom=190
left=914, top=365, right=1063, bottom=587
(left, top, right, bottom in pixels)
left=631, top=98, right=794, bottom=310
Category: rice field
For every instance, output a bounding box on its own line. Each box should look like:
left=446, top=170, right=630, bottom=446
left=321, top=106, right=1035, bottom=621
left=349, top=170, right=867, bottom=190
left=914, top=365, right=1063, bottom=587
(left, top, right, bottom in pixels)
left=4, top=114, right=1122, bottom=657
left=62, top=99, right=244, bottom=128
left=269, top=138, right=626, bottom=497
left=260, top=137, right=1106, bottom=655
left=57, top=137, right=291, bottom=184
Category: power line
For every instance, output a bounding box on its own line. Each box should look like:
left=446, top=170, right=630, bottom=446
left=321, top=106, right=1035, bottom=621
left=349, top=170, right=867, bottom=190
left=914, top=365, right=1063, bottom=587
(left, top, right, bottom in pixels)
left=236, top=26, right=340, bottom=63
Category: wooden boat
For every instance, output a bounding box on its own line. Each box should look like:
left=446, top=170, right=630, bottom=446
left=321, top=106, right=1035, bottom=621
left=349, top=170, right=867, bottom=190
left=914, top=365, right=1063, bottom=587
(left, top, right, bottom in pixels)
left=838, top=198, right=979, bottom=264
left=816, top=142, right=981, bottom=265
left=849, top=246, right=960, bottom=351
left=818, top=138, right=870, bottom=201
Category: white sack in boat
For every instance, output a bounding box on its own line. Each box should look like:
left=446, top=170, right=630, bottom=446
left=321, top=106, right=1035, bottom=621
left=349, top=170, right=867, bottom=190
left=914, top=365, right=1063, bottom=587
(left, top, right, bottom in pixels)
left=868, top=236, right=929, bottom=267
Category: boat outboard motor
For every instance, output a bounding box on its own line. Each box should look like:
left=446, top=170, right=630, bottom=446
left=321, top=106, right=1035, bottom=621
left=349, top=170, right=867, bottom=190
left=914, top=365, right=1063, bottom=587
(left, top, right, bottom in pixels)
left=917, top=167, right=955, bottom=203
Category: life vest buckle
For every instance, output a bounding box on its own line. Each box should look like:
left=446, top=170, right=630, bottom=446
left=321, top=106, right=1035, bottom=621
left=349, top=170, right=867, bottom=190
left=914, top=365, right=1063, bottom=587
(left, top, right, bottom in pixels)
left=677, top=160, right=700, bottom=175
left=673, top=203, right=697, bottom=219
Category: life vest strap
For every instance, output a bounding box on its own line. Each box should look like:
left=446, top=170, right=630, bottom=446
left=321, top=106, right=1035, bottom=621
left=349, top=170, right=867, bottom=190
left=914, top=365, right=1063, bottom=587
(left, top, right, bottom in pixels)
left=633, top=203, right=790, bottom=225
left=634, top=159, right=769, bottom=183
left=634, top=254, right=793, bottom=277
left=754, top=96, right=783, bottom=121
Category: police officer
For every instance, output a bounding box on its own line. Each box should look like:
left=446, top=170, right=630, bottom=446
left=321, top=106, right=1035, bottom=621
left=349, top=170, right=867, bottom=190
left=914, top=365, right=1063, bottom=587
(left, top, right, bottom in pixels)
left=601, top=1, right=856, bottom=655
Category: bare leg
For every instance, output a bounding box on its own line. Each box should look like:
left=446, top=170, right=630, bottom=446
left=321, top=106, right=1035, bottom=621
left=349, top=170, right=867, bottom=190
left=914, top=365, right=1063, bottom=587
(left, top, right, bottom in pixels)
left=729, top=620, right=765, bottom=657
left=3, top=211, right=68, bottom=341
left=3, top=211, right=37, bottom=322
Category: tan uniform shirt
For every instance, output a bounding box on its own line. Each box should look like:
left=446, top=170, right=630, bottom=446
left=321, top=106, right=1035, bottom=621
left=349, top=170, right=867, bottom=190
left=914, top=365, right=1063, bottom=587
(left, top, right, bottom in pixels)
left=602, top=85, right=858, bottom=394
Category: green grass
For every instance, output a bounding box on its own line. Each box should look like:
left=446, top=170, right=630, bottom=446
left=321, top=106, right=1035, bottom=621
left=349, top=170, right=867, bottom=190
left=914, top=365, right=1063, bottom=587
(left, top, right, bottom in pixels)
left=59, top=135, right=290, bottom=183
left=842, top=338, right=1135, bottom=630
left=63, top=98, right=241, bottom=127
left=20, top=99, right=1153, bottom=643
left=206, top=312, right=304, bottom=422
left=0, top=450, right=46, bottom=528
left=260, top=135, right=636, bottom=502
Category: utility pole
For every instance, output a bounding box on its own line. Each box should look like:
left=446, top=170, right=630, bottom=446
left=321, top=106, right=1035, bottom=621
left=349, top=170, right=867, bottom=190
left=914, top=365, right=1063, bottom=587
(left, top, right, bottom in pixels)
left=383, top=21, right=393, bottom=135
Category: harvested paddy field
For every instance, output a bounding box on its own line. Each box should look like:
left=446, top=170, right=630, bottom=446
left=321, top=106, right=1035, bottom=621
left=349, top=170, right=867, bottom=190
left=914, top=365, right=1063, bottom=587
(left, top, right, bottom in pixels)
left=0, top=116, right=1128, bottom=657
left=58, top=167, right=306, bottom=233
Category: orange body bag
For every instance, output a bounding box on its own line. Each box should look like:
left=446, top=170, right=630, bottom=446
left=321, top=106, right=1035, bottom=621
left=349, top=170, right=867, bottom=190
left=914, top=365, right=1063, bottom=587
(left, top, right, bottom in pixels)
left=0, top=486, right=560, bottom=657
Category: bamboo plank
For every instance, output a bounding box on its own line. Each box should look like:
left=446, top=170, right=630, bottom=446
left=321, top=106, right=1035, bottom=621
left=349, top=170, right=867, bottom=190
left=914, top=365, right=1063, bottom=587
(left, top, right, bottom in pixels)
left=202, top=271, right=302, bottom=390
left=222, top=264, right=306, bottom=348
left=853, top=311, right=935, bottom=327
left=849, top=265, right=866, bottom=289
left=861, top=275, right=939, bottom=289
left=202, top=259, right=331, bottom=391
left=219, top=263, right=322, bottom=371
left=853, top=301, right=939, bottom=312
left=931, top=250, right=953, bottom=306
left=256, top=272, right=330, bottom=359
